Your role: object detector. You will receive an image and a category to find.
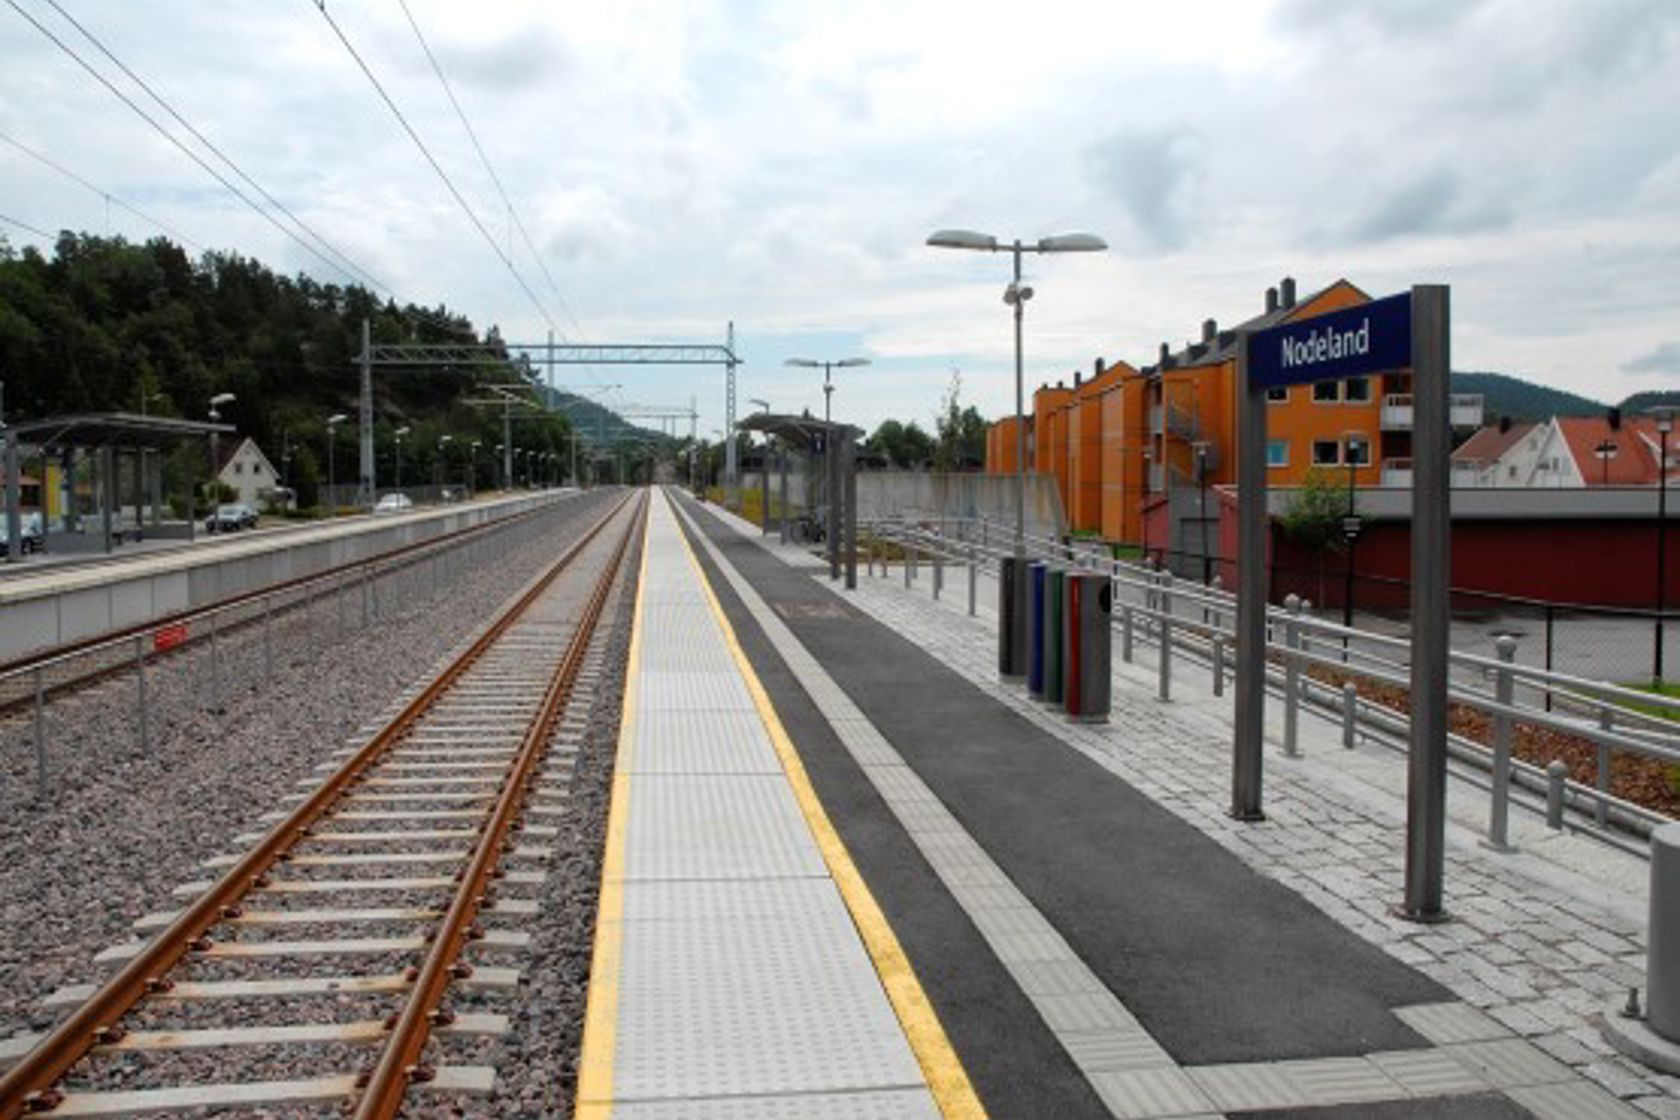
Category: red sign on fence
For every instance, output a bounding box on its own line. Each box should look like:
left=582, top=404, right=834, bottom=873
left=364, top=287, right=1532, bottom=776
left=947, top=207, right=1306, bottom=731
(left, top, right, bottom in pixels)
left=153, top=623, right=189, bottom=652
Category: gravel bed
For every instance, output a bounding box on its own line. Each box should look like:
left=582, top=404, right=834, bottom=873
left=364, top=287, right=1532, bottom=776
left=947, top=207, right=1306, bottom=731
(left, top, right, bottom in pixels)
left=0, top=491, right=623, bottom=1043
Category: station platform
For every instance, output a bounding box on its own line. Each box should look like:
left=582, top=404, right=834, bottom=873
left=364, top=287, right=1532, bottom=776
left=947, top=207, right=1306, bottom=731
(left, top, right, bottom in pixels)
left=579, top=487, right=1674, bottom=1120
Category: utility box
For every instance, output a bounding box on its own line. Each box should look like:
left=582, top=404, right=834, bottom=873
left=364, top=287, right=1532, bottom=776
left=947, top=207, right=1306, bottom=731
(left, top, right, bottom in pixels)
left=1063, top=571, right=1112, bottom=721
left=1028, top=562, right=1048, bottom=698
left=998, top=556, right=1026, bottom=678
left=1042, top=566, right=1065, bottom=705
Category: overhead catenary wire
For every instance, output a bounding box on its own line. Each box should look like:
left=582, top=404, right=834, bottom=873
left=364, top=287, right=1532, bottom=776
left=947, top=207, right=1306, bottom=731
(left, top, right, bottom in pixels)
left=5, top=0, right=476, bottom=342
left=40, top=0, right=390, bottom=298
left=394, top=0, right=586, bottom=343
left=311, top=0, right=558, bottom=334
left=0, top=127, right=202, bottom=251
left=0, top=211, right=55, bottom=240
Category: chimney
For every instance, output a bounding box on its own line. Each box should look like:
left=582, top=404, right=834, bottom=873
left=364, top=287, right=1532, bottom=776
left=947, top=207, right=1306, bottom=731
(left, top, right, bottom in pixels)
left=1202, top=318, right=1217, bottom=344
left=1159, top=342, right=1170, bottom=365
left=1094, top=357, right=1105, bottom=377
left=1498, top=415, right=1512, bottom=434
left=1608, top=407, right=1622, bottom=431
left=1265, top=286, right=1279, bottom=314
left=1280, top=277, right=1297, bottom=308
left=1074, top=369, right=1083, bottom=388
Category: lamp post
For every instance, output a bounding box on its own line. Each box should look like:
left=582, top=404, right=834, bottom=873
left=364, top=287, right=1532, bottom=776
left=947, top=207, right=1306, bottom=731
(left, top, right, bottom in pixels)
left=1342, top=438, right=1366, bottom=646
left=469, top=440, right=481, bottom=496
left=325, top=412, right=348, bottom=515
left=1193, top=441, right=1212, bottom=585
left=207, top=393, right=235, bottom=509
left=1653, top=407, right=1675, bottom=685
left=926, top=228, right=1106, bottom=676
left=393, top=426, right=410, bottom=494
left=786, top=360, right=866, bottom=552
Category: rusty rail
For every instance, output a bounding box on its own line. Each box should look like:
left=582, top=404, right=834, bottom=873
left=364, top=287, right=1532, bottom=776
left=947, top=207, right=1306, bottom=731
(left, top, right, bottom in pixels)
left=0, top=490, right=637, bottom=1117
left=353, top=489, right=644, bottom=1116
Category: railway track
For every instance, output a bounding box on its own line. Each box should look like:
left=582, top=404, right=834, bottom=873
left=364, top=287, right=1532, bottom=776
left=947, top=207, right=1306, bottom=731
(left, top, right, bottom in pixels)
left=0, top=489, right=645, bottom=1117
left=0, top=493, right=589, bottom=718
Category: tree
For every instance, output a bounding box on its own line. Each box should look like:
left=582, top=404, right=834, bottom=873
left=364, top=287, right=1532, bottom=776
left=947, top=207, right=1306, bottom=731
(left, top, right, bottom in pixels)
left=1279, top=467, right=1360, bottom=603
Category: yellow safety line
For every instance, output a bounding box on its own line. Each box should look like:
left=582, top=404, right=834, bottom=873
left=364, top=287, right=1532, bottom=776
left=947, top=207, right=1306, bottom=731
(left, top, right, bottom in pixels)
left=572, top=498, right=650, bottom=1120
left=671, top=492, right=987, bottom=1120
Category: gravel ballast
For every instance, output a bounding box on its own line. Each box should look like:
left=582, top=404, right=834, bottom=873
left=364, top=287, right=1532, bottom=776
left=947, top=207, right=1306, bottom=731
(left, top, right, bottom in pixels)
left=0, top=490, right=624, bottom=1049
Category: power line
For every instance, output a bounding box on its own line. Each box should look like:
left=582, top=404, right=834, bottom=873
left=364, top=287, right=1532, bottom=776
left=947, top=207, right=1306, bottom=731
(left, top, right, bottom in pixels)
left=311, top=0, right=557, bottom=333
left=0, top=212, right=54, bottom=239
left=0, top=127, right=202, bottom=251
left=8, top=1, right=473, bottom=342
left=394, top=0, right=585, bottom=342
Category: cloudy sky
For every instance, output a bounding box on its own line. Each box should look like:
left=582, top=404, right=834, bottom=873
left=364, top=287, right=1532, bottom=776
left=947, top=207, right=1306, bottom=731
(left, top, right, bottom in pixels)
left=2, top=0, right=1677, bottom=437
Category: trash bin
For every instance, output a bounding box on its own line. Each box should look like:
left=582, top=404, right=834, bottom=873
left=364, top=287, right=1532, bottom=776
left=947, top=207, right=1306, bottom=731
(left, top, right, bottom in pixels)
left=1028, top=562, right=1047, bottom=698
left=998, top=556, right=1026, bottom=678
left=1042, top=566, right=1065, bottom=706
left=1064, top=571, right=1112, bottom=721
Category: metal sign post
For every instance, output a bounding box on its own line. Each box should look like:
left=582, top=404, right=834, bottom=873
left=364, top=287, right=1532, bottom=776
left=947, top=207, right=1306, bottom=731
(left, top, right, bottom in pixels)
left=1233, top=286, right=1450, bottom=921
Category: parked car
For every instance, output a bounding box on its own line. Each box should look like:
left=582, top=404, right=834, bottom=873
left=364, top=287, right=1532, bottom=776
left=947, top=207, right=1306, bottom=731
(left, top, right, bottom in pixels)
left=205, top=503, right=258, bottom=532
left=373, top=492, right=414, bottom=514
left=0, top=511, right=44, bottom=554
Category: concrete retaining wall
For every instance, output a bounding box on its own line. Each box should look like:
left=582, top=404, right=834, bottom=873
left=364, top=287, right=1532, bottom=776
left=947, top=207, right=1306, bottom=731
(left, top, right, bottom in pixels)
left=856, top=472, right=1067, bottom=539
left=0, top=491, right=575, bottom=662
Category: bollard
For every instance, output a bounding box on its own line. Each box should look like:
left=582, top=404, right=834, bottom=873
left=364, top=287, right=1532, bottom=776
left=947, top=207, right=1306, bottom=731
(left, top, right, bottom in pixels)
left=904, top=543, right=913, bottom=589
left=933, top=549, right=944, bottom=601
left=135, top=634, right=149, bottom=753
left=33, top=667, right=47, bottom=801
left=1488, top=635, right=1517, bottom=849
left=1121, top=604, right=1134, bottom=664
left=1158, top=572, right=1174, bottom=702
left=967, top=553, right=977, bottom=617
left=910, top=540, right=919, bottom=583
left=1597, top=706, right=1613, bottom=828
left=1283, top=594, right=1302, bottom=758
left=1545, top=759, right=1570, bottom=829
left=1212, top=636, right=1226, bottom=697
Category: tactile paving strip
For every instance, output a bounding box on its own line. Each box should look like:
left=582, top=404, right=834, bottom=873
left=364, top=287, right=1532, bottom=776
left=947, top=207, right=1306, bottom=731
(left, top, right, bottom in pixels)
left=623, top=774, right=829, bottom=881
left=631, top=710, right=782, bottom=775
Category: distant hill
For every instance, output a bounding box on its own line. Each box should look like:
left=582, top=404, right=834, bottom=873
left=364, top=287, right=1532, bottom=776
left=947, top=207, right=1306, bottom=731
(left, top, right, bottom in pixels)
left=1618, top=389, right=1680, bottom=415
left=1451, top=371, right=1605, bottom=422
left=541, top=388, right=671, bottom=446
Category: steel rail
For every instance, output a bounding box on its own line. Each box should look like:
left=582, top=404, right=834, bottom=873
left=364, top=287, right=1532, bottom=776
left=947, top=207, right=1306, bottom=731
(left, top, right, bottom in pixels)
left=0, top=490, right=634, bottom=1117
left=353, top=489, right=645, bottom=1117
left=0, top=494, right=578, bottom=686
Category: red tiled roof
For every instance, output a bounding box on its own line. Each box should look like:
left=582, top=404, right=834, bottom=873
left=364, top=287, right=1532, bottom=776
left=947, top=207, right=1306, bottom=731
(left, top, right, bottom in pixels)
left=1453, top=421, right=1535, bottom=464
left=1557, top=416, right=1661, bottom=485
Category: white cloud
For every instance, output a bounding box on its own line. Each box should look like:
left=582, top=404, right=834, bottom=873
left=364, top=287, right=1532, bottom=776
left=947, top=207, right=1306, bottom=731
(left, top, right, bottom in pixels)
left=0, top=0, right=1677, bottom=436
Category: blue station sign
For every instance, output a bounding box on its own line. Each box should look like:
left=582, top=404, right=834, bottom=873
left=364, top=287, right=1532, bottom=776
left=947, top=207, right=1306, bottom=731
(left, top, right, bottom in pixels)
left=1247, top=291, right=1412, bottom=389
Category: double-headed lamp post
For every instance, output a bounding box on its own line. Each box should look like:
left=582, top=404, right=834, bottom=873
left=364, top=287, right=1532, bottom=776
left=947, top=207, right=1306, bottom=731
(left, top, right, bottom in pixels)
left=926, top=228, right=1106, bottom=676
left=784, top=359, right=868, bottom=428
left=1652, top=406, right=1675, bottom=685
left=325, top=412, right=349, bottom=515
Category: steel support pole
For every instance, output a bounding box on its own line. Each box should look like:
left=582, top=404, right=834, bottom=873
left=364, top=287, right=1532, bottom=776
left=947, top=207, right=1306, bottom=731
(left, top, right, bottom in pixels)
left=1232, top=337, right=1267, bottom=821
left=1401, top=284, right=1451, bottom=922
left=827, top=429, right=841, bottom=581
left=359, top=318, right=374, bottom=510
left=778, top=447, right=789, bottom=544
left=1488, top=635, right=1516, bottom=850
left=761, top=440, right=772, bottom=537
left=1658, top=432, right=1668, bottom=686
left=3, top=426, right=20, bottom=564
left=844, top=436, right=858, bottom=591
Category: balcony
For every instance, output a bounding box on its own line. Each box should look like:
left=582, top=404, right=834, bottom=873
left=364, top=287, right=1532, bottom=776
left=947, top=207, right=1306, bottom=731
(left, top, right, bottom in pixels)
left=1381, top=458, right=1412, bottom=487
left=1381, top=393, right=1485, bottom=431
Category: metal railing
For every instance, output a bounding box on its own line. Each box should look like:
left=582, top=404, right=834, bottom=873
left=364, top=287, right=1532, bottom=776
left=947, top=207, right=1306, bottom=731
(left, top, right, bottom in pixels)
left=861, top=514, right=1679, bottom=857
left=0, top=495, right=588, bottom=803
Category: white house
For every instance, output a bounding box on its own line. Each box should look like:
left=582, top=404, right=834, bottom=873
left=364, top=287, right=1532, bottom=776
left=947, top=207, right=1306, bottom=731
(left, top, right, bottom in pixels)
left=214, top=437, right=284, bottom=507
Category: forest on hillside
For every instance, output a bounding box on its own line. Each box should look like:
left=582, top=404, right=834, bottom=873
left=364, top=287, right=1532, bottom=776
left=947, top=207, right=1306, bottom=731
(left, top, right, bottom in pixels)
left=0, top=232, right=575, bottom=503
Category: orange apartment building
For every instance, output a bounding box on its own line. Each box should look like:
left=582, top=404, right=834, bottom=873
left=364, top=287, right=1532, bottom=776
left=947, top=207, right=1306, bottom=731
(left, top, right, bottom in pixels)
left=985, top=275, right=1484, bottom=570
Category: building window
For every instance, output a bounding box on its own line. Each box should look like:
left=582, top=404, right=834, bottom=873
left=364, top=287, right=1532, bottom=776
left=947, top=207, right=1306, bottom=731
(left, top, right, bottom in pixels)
left=1312, top=439, right=1341, bottom=466
left=1345, top=437, right=1372, bottom=466
left=1266, top=440, right=1289, bottom=468
left=1313, top=381, right=1340, bottom=403
left=1343, top=377, right=1371, bottom=403
left=233, top=463, right=244, bottom=475
left=1266, top=386, right=1289, bottom=403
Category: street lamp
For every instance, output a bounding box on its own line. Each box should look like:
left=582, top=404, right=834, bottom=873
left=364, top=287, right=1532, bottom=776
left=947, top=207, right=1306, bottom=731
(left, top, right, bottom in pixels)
left=207, top=393, right=235, bottom=509
left=393, top=426, right=410, bottom=494
left=785, top=359, right=868, bottom=429
left=1652, top=406, right=1675, bottom=684
left=1342, top=436, right=1368, bottom=647
left=1193, top=442, right=1212, bottom=585
left=325, top=412, right=348, bottom=515
left=926, top=227, right=1106, bottom=675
